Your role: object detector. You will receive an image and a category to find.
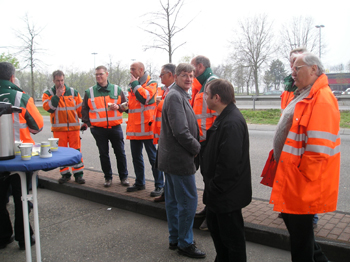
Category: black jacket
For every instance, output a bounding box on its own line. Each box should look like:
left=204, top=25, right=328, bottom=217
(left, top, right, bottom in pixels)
left=201, top=103, right=252, bottom=213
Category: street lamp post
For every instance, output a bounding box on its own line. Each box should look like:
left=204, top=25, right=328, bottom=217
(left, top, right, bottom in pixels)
left=91, top=52, right=98, bottom=68
left=315, top=25, right=325, bottom=58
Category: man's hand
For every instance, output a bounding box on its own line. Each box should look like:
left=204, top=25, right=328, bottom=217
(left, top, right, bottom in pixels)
left=108, top=103, right=119, bottom=111
left=130, top=74, right=139, bottom=83
left=80, top=123, right=88, bottom=131
left=56, top=86, right=65, bottom=97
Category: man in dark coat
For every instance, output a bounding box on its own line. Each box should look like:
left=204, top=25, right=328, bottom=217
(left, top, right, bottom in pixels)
left=201, top=79, right=252, bottom=262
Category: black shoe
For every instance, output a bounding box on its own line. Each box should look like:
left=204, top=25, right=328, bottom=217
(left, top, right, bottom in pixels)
left=169, top=242, right=178, bottom=250
left=178, top=244, right=206, bottom=258
left=0, top=235, right=14, bottom=249
left=58, top=176, right=71, bottom=184
left=104, top=179, right=112, bottom=187
left=150, top=187, right=164, bottom=197
left=19, top=235, right=35, bottom=250
left=127, top=184, right=145, bottom=192
left=75, top=177, right=85, bottom=184
left=195, top=208, right=206, bottom=218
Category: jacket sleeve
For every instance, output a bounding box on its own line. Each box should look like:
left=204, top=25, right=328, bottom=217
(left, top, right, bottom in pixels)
left=298, top=93, right=340, bottom=182
left=165, top=94, right=201, bottom=156
left=42, top=90, right=59, bottom=113
left=24, top=96, right=43, bottom=134
left=81, top=92, right=91, bottom=126
left=209, top=121, right=246, bottom=195
left=130, top=80, right=157, bottom=105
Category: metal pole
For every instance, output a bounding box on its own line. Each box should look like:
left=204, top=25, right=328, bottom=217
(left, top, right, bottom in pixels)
left=315, top=25, right=325, bottom=58
left=91, top=53, right=98, bottom=69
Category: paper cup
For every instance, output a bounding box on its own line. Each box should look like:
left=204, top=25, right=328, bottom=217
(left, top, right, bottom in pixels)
left=40, top=141, right=52, bottom=158
left=19, top=143, right=33, bottom=161
left=14, top=141, right=22, bottom=156
left=108, top=102, right=113, bottom=110
left=120, top=102, right=128, bottom=110
left=48, top=138, right=59, bottom=151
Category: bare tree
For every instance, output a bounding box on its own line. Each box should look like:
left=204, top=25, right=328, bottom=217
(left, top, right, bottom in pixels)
left=279, top=16, right=320, bottom=61
left=141, top=0, right=195, bottom=63
left=15, top=13, right=45, bottom=99
left=229, top=14, right=276, bottom=95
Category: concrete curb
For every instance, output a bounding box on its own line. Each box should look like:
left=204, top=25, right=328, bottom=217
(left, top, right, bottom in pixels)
left=38, top=176, right=350, bottom=262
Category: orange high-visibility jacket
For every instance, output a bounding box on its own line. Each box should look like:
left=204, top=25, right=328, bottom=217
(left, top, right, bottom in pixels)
left=42, top=85, right=82, bottom=132
left=152, top=83, right=174, bottom=144
left=126, top=74, right=157, bottom=140
left=281, top=91, right=295, bottom=110
left=0, top=80, right=43, bottom=144
left=192, top=69, right=218, bottom=142
left=84, top=84, right=123, bottom=128
left=270, top=74, right=341, bottom=214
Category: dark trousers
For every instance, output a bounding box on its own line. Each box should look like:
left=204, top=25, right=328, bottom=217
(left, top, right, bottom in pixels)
left=0, top=173, right=33, bottom=245
left=130, top=139, right=163, bottom=188
left=206, top=208, right=247, bottom=262
left=282, top=213, right=329, bottom=262
left=91, top=125, right=128, bottom=181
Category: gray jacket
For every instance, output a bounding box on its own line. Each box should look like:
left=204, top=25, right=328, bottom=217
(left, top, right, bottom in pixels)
left=157, top=84, right=201, bottom=176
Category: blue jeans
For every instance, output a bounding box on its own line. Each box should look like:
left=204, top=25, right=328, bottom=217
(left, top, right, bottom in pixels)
left=130, top=139, right=163, bottom=188
left=91, top=125, right=128, bottom=181
left=164, top=172, right=197, bottom=249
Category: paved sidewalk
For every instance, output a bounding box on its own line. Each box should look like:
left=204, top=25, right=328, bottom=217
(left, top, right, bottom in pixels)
left=38, top=168, right=350, bottom=261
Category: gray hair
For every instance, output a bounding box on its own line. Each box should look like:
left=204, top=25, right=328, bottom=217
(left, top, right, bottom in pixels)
left=193, top=55, right=211, bottom=68
left=175, top=63, right=195, bottom=75
left=290, top=47, right=308, bottom=57
left=301, top=52, right=325, bottom=76
left=0, top=62, right=15, bottom=81
left=162, top=63, right=176, bottom=75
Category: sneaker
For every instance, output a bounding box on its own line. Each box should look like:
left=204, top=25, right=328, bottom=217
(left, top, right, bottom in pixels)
left=199, top=218, right=208, bottom=231
left=0, top=235, right=14, bottom=249
left=104, top=179, right=112, bottom=187
left=58, top=176, right=71, bottom=184
left=127, top=184, right=145, bottom=192
left=150, top=187, right=164, bottom=197
left=75, top=177, right=85, bottom=184
left=178, top=243, right=206, bottom=258
left=120, top=178, right=130, bottom=186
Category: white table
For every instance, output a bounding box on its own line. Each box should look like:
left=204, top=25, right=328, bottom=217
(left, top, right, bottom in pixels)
left=0, top=147, right=82, bottom=262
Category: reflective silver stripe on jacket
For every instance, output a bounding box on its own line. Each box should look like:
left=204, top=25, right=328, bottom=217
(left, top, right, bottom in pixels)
left=126, top=131, right=154, bottom=137
left=52, top=88, right=79, bottom=128
left=134, top=85, right=151, bottom=104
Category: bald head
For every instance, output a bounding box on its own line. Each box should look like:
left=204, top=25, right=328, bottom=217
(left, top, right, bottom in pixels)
left=130, top=62, right=145, bottom=78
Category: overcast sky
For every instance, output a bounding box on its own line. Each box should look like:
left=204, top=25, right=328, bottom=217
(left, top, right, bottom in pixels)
left=1, top=0, right=349, bottom=74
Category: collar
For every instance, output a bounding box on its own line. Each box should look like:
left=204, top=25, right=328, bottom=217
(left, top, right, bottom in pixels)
left=0, top=79, right=23, bottom=92
left=139, top=72, right=149, bottom=86
left=197, top=67, right=214, bottom=85
left=173, top=84, right=191, bottom=100
left=211, top=103, right=236, bottom=129
left=96, top=80, right=111, bottom=91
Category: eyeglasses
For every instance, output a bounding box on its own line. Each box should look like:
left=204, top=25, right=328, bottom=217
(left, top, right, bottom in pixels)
left=292, top=65, right=308, bottom=72
left=179, top=74, right=193, bottom=79
left=95, top=73, right=105, bottom=77
left=159, top=72, right=168, bottom=77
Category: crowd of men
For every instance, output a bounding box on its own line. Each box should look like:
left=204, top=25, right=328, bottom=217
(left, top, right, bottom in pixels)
left=0, top=49, right=341, bottom=262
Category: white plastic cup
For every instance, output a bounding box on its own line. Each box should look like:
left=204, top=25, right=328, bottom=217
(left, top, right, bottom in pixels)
left=19, top=143, right=33, bottom=161
left=48, top=138, right=59, bottom=151
left=40, top=141, right=52, bottom=158
left=108, top=102, right=113, bottom=110
left=14, top=141, right=22, bottom=156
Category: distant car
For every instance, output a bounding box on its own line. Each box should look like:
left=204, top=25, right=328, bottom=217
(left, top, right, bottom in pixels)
left=262, top=90, right=283, bottom=95
left=342, top=88, right=350, bottom=95
left=332, top=90, right=342, bottom=96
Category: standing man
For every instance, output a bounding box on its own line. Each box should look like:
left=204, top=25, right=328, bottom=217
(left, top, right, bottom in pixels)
left=153, top=63, right=176, bottom=203
left=191, top=55, right=218, bottom=230
left=158, top=63, right=205, bottom=259
left=201, top=79, right=252, bottom=261
left=82, top=66, right=129, bottom=188
left=42, top=70, right=85, bottom=184
left=0, top=62, right=43, bottom=250
left=126, top=62, right=164, bottom=197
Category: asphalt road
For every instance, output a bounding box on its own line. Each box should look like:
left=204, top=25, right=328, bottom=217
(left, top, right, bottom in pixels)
left=33, top=116, right=350, bottom=213
left=0, top=189, right=291, bottom=262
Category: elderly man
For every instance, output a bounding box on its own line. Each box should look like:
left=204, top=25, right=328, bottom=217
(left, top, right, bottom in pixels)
left=158, top=63, right=205, bottom=259
left=126, top=62, right=164, bottom=197
left=82, top=65, right=129, bottom=188
left=269, top=53, right=340, bottom=261
left=42, top=70, right=85, bottom=184
left=153, top=63, right=176, bottom=203
left=191, top=55, right=219, bottom=230
left=0, top=62, right=43, bottom=250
